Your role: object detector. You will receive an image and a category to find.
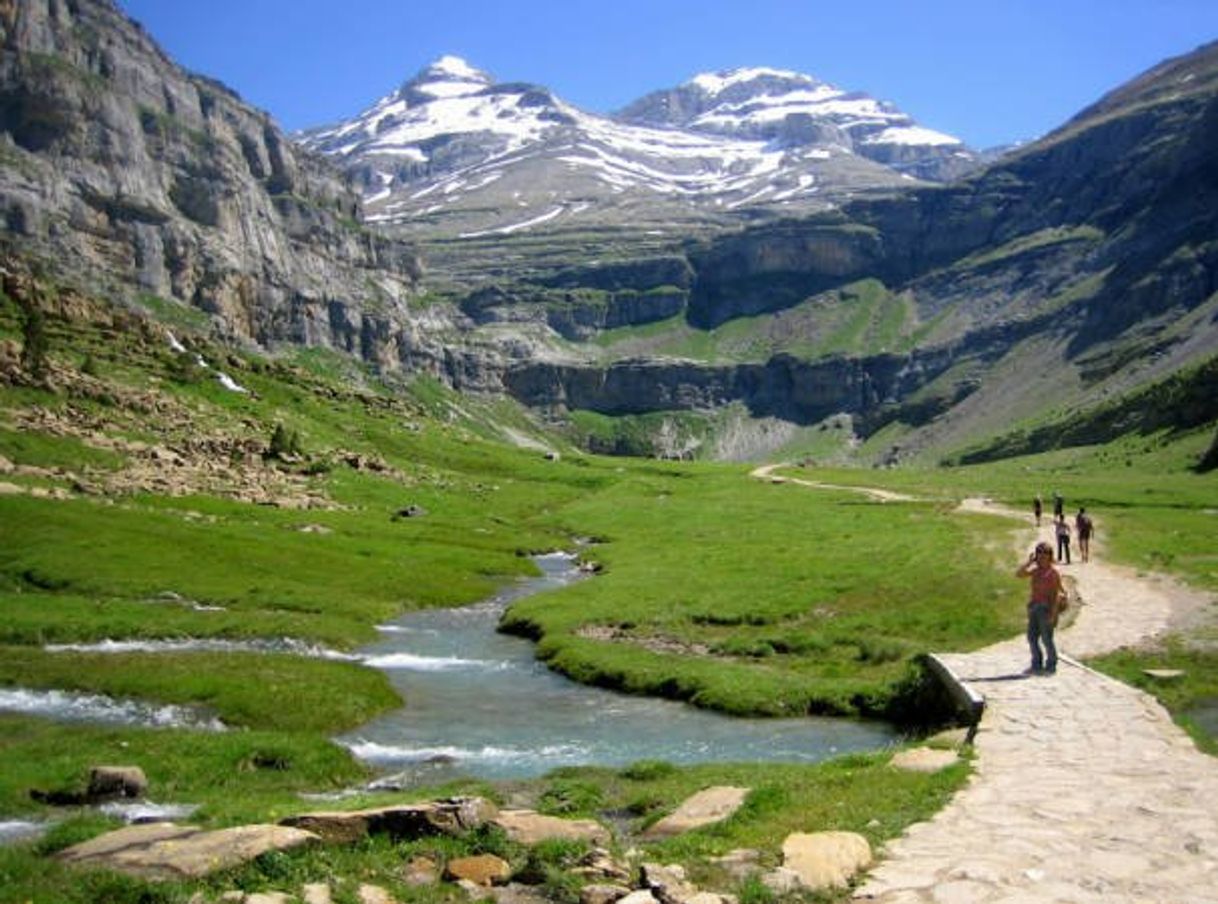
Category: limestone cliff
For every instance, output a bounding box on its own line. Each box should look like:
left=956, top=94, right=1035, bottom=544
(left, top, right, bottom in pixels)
left=0, top=0, right=423, bottom=367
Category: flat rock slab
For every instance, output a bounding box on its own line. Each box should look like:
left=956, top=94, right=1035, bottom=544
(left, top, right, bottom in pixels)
left=281, top=797, right=498, bottom=843
left=492, top=809, right=610, bottom=845
left=643, top=786, right=750, bottom=839
left=57, top=822, right=319, bottom=880
left=889, top=747, right=960, bottom=773
left=1143, top=668, right=1186, bottom=679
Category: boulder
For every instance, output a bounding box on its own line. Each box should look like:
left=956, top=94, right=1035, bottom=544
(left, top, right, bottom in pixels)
left=492, top=809, right=610, bottom=845
left=779, top=830, right=871, bottom=890
left=281, top=796, right=498, bottom=843
left=642, top=786, right=749, bottom=839
left=88, top=765, right=148, bottom=800
left=445, top=853, right=511, bottom=887
left=57, top=822, right=319, bottom=880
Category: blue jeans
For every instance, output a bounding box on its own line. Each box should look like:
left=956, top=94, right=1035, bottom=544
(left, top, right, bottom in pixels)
left=1027, top=602, right=1057, bottom=672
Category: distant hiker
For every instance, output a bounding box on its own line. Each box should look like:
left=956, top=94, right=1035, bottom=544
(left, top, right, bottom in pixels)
left=1016, top=541, right=1064, bottom=675
left=1055, top=515, right=1072, bottom=564
left=1075, top=507, right=1094, bottom=563
left=1052, top=491, right=1064, bottom=520
left=1033, top=494, right=1043, bottom=526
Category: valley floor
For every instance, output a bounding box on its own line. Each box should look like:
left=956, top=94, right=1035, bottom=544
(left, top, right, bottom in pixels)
left=853, top=500, right=1218, bottom=903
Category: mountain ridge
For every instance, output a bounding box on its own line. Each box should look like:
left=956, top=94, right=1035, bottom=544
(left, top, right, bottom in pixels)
left=298, top=54, right=979, bottom=241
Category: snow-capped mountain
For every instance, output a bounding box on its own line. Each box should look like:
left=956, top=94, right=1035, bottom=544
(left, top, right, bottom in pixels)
left=300, top=56, right=977, bottom=241
left=616, top=66, right=977, bottom=181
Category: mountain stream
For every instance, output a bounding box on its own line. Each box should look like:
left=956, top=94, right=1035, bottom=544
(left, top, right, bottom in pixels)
left=339, top=553, right=897, bottom=784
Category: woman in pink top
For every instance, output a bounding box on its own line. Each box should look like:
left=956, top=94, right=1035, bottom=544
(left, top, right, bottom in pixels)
left=1015, top=541, right=1064, bottom=675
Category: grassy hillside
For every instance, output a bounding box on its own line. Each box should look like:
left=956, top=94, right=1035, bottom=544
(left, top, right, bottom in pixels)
left=591, top=278, right=914, bottom=364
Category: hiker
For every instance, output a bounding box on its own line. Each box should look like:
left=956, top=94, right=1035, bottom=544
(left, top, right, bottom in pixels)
left=1055, top=514, right=1072, bottom=564
left=1033, top=494, right=1043, bottom=526
left=1016, top=541, right=1065, bottom=675
left=1075, top=507, right=1094, bottom=563
left=1052, top=490, right=1064, bottom=520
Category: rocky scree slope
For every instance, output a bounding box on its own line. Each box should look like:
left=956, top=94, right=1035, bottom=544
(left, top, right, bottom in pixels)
left=0, top=0, right=423, bottom=370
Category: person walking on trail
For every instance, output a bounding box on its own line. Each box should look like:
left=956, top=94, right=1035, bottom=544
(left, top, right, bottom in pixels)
left=1033, top=494, right=1043, bottom=526
left=1055, top=514, right=1072, bottom=564
left=1052, top=490, right=1064, bottom=520
left=1016, top=541, right=1065, bottom=675
left=1075, top=507, right=1094, bottom=563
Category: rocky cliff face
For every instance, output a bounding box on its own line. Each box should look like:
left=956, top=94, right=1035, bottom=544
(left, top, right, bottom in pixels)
left=0, top=0, right=423, bottom=366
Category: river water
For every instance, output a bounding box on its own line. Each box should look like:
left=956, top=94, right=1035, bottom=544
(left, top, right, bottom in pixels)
left=338, top=553, right=897, bottom=784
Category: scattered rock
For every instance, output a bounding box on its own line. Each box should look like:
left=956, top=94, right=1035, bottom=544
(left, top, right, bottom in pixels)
left=779, top=830, right=871, bottom=891
left=358, top=885, right=399, bottom=904
left=640, top=862, right=699, bottom=903
left=302, top=883, right=333, bottom=904
left=245, top=893, right=294, bottom=904
left=457, top=878, right=495, bottom=900
left=398, top=856, right=439, bottom=887
left=642, top=787, right=749, bottom=839
left=446, top=853, right=511, bottom=887
left=392, top=504, right=428, bottom=520
left=616, top=892, right=660, bottom=904
left=569, top=848, right=631, bottom=883
left=889, top=747, right=960, bottom=773
left=488, top=882, right=555, bottom=904
left=709, top=849, right=761, bottom=882
left=492, top=809, right=610, bottom=846
left=760, top=867, right=802, bottom=895
left=581, top=883, right=633, bottom=904
left=1143, top=668, right=1186, bottom=680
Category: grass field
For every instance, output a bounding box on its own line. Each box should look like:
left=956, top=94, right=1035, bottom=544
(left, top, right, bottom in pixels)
left=1, top=280, right=1214, bottom=902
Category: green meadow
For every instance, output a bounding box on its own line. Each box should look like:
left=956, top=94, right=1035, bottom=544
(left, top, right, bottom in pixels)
left=1, top=287, right=1215, bottom=902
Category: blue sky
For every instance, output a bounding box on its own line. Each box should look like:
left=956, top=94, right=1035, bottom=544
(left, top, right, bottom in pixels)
left=118, top=0, right=1218, bottom=150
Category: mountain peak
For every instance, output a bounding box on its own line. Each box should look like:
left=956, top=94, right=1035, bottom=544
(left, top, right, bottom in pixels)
left=406, top=55, right=493, bottom=98
left=688, top=66, right=822, bottom=96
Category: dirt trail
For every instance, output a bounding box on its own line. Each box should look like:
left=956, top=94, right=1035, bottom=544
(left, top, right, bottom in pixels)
left=755, top=469, right=1218, bottom=903
left=749, top=464, right=916, bottom=503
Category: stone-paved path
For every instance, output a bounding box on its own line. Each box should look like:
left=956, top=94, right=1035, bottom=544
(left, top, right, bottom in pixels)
left=853, top=499, right=1218, bottom=904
